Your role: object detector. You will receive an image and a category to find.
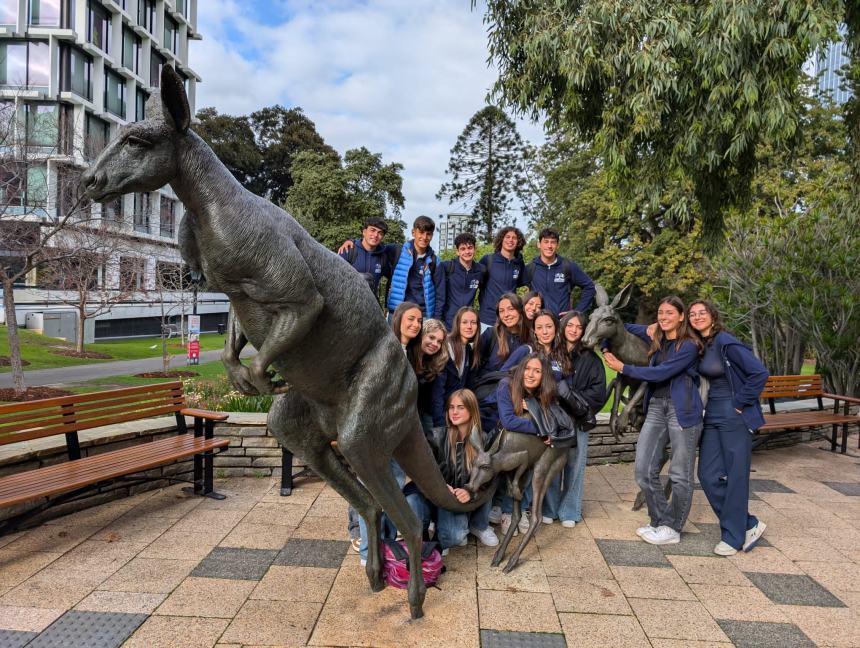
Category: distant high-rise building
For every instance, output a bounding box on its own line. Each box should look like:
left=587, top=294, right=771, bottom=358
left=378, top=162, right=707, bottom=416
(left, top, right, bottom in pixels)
left=437, top=213, right=471, bottom=251
left=812, top=26, right=852, bottom=105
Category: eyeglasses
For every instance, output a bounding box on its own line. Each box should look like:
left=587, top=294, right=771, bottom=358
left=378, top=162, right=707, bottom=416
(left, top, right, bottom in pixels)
left=689, top=311, right=709, bottom=318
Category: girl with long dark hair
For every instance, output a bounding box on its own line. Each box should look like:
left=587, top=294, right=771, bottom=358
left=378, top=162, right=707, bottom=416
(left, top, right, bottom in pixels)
left=604, top=296, right=703, bottom=545
left=479, top=292, right=528, bottom=374
left=432, top=307, right=481, bottom=426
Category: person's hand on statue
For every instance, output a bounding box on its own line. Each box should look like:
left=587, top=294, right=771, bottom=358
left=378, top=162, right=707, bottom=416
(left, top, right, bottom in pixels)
left=337, top=239, right=354, bottom=254
left=603, top=351, right=624, bottom=373
left=448, top=485, right=471, bottom=503
left=646, top=322, right=658, bottom=338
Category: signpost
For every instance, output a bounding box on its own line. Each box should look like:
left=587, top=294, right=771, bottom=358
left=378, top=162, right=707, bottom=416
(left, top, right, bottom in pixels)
left=187, top=315, right=201, bottom=365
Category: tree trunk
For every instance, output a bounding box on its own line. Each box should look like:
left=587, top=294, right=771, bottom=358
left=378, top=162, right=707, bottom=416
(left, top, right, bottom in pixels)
left=76, top=310, right=85, bottom=354
left=3, top=279, right=26, bottom=396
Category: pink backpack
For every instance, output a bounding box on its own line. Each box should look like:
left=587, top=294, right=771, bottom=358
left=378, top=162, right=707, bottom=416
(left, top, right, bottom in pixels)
left=381, top=539, right=444, bottom=589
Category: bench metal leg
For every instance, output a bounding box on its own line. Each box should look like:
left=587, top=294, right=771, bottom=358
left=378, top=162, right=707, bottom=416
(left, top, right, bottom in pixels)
left=280, top=447, right=293, bottom=496
left=183, top=419, right=225, bottom=500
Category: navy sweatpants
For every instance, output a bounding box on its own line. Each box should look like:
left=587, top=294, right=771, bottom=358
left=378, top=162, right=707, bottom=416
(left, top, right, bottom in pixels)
left=697, top=396, right=758, bottom=549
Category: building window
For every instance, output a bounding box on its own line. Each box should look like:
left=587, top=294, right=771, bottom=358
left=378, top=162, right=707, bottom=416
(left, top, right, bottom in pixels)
left=0, top=163, right=24, bottom=206
left=159, top=196, right=175, bottom=237
left=104, top=196, right=122, bottom=221
left=135, top=87, right=147, bottom=121
left=122, top=26, right=140, bottom=75
left=25, top=103, right=59, bottom=147
left=156, top=261, right=182, bottom=289
left=0, top=1, right=16, bottom=25
left=163, top=14, right=177, bottom=54
left=104, top=69, right=125, bottom=118
left=133, top=192, right=150, bottom=233
left=60, top=44, right=92, bottom=100
left=25, top=163, right=48, bottom=208
left=137, top=0, right=154, bottom=33
left=87, top=1, right=110, bottom=53
left=29, top=0, right=73, bottom=27
left=119, top=256, right=145, bottom=291
left=149, top=50, right=165, bottom=88
left=175, top=0, right=186, bottom=17
left=0, top=40, right=50, bottom=90
left=85, top=112, right=108, bottom=159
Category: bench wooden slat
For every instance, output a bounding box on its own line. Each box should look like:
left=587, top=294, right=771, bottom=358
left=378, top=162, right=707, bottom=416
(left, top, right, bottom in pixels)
left=0, top=382, right=185, bottom=415
left=760, top=413, right=859, bottom=430
left=179, top=408, right=229, bottom=421
left=0, top=435, right=229, bottom=507
left=760, top=374, right=824, bottom=399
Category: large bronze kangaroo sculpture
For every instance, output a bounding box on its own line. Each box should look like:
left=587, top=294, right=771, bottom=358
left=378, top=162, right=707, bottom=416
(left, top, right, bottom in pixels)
left=80, top=65, right=491, bottom=619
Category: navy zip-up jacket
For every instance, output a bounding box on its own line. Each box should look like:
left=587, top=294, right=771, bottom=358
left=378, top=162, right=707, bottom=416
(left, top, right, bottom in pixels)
left=564, top=348, right=607, bottom=415
left=431, top=342, right=476, bottom=426
left=477, top=252, right=527, bottom=325
left=526, top=255, right=596, bottom=315
left=479, top=327, right=525, bottom=374
left=708, top=331, right=770, bottom=431
left=496, top=378, right=540, bottom=435
left=621, top=324, right=703, bottom=428
left=439, top=258, right=485, bottom=328
left=338, top=238, right=391, bottom=294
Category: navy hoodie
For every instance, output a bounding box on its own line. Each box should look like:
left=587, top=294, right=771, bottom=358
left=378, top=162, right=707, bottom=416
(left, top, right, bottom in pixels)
left=431, top=341, right=477, bottom=426
left=439, top=258, right=485, bottom=328
left=621, top=324, right=703, bottom=428
left=338, top=239, right=391, bottom=293
left=477, top=252, right=526, bottom=325
left=705, top=331, right=770, bottom=431
left=526, top=255, right=595, bottom=315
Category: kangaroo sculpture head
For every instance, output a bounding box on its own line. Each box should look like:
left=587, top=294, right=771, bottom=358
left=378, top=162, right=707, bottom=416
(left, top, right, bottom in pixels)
left=464, top=431, right=532, bottom=496
left=80, top=65, right=191, bottom=203
left=581, top=283, right=633, bottom=349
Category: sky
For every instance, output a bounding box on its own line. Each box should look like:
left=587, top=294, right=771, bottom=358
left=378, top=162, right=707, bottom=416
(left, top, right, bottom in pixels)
left=188, top=0, right=545, bottom=235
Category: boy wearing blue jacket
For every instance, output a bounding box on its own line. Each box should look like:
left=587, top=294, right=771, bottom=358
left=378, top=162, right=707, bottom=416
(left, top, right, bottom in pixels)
left=439, top=232, right=485, bottom=329
left=524, top=228, right=595, bottom=316
left=338, top=217, right=392, bottom=298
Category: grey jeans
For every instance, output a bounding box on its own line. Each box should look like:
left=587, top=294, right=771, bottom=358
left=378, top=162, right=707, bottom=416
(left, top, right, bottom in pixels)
left=634, top=397, right=702, bottom=532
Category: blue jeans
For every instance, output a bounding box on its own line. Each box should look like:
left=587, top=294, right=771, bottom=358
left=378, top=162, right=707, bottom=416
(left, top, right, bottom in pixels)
left=358, top=460, right=406, bottom=560
left=634, top=397, right=702, bottom=533
left=698, top=396, right=758, bottom=549
left=406, top=490, right=492, bottom=550
left=501, top=471, right=533, bottom=514
left=543, top=429, right=589, bottom=521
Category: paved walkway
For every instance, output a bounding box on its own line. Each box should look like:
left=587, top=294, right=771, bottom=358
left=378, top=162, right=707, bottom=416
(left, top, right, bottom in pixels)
left=0, top=440, right=858, bottom=647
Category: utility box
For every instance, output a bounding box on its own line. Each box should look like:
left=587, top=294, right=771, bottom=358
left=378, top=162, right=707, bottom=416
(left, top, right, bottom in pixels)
left=25, top=311, right=94, bottom=345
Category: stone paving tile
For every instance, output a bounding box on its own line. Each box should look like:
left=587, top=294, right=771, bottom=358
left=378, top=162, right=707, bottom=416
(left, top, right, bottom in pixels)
left=668, top=555, right=752, bottom=586
left=155, top=576, right=256, bottom=618
left=289, top=513, right=347, bottom=540
left=138, top=529, right=226, bottom=561
left=274, top=538, right=348, bottom=569
left=768, top=534, right=852, bottom=562
left=477, top=558, right=550, bottom=593
left=250, top=565, right=337, bottom=602
left=1, top=524, right=103, bottom=556
left=822, top=481, right=860, bottom=496
left=744, top=572, right=846, bottom=607
left=479, top=590, right=560, bottom=633
left=74, top=590, right=166, bottom=615
left=547, top=576, right=631, bottom=615
left=41, top=501, right=132, bottom=529
left=595, top=539, right=671, bottom=568
left=124, top=491, right=204, bottom=520
left=26, top=610, right=148, bottom=648
left=92, top=514, right=175, bottom=544
left=774, top=606, right=860, bottom=646
left=610, top=566, right=696, bottom=601
left=98, top=557, right=198, bottom=593
left=649, top=641, right=734, bottom=648
left=0, top=629, right=37, bottom=648
left=191, top=547, right=278, bottom=581
left=0, top=569, right=99, bottom=609
left=48, top=539, right=146, bottom=578
left=795, top=560, right=860, bottom=593
left=480, top=629, right=568, bottom=648
left=727, top=547, right=804, bottom=574
left=0, top=551, right=61, bottom=588
left=0, top=605, right=64, bottom=632
left=220, top=599, right=322, bottom=646
left=749, top=479, right=795, bottom=494
left=122, top=615, right=229, bottom=648
left=715, top=619, right=815, bottom=648
left=690, top=583, right=789, bottom=623
left=218, top=521, right=292, bottom=550
left=628, top=598, right=731, bottom=642
left=538, top=537, right=613, bottom=580
left=558, top=612, right=650, bottom=648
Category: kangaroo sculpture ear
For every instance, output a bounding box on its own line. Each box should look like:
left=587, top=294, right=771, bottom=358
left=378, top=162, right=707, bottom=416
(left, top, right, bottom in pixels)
left=611, top=284, right=633, bottom=310
left=594, top=283, right=609, bottom=307
left=160, top=64, right=191, bottom=133
left=468, top=426, right=484, bottom=452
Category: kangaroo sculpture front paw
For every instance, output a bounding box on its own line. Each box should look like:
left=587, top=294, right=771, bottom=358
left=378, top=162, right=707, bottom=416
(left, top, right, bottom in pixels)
left=224, top=360, right=261, bottom=395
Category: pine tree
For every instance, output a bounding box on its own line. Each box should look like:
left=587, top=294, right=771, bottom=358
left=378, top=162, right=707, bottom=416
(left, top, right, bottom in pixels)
left=437, top=106, right=526, bottom=242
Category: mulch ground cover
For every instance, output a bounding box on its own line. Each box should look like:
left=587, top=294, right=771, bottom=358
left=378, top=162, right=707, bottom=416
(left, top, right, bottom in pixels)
left=0, top=386, right=74, bottom=401
left=0, top=356, right=30, bottom=367
left=134, top=371, right=199, bottom=378
left=50, top=349, right=114, bottom=359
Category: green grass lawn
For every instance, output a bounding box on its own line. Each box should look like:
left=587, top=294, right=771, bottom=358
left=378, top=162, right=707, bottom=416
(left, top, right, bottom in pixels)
left=0, top=326, right=226, bottom=372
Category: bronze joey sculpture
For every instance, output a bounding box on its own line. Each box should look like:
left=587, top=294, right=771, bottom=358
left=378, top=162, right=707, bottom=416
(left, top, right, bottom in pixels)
left=80, top=65, right=493, bottom=620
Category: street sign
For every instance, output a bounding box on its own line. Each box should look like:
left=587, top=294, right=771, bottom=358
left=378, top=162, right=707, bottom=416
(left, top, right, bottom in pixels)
left=188, top=315, right=201, bottom=335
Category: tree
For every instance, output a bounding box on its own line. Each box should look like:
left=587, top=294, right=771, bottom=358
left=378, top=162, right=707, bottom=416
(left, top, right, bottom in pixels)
left=478, top=0, right=850, bottom=243
left=194, top=107, right=261, bottom=188
left=286, top=146, right=406, bottom=250
left=437, top=106, right=527, bottom=242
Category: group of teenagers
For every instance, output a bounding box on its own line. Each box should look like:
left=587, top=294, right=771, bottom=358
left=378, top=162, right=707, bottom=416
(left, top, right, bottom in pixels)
left=338, top=215, right=771, bottom=562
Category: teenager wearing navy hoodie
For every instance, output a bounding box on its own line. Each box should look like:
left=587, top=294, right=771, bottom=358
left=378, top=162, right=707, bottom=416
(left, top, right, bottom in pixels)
left=603, top=296, right=703, bottom=545
left=338, top=217, right=392, bottom=298
left=431, top=307, right=482, bottom=426
left=688, top=300, right=769, bottom=556
left=477, top=227, right=528, bottom=331
left=439, top=233, right=485, bottom=329
left=524, top=228, right=595, bottom=316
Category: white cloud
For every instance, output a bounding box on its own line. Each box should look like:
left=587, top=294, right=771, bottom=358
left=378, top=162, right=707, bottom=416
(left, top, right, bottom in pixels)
left=190, top=0, right=545, bottom=236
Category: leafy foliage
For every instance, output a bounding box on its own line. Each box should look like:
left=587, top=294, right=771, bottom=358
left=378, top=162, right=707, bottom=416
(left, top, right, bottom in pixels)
left=437, top=105, right=528, bottom=242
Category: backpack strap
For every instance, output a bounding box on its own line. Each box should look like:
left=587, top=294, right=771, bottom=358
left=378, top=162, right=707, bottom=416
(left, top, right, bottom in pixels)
left=383, top=538, right=409, bottom=564
left=524, top=260, right=536, bottom=286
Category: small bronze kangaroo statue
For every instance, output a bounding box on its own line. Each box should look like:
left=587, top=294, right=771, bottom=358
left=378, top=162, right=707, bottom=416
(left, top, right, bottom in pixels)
left=80, top=65, right=492, bottom=619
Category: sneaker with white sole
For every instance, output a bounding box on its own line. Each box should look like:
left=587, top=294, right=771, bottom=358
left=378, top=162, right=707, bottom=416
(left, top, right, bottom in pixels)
left=350, top=537, right=361, bottom=554
left=488, top=505, right=502, bottom=525
left=470, top=526, right=499, bottom=547
left=641, top=525, right=680, bottom=545
left=714, top=540, right=738, bottom=556
left=636, top=524, right=656, bottom=538
left=561, top=520, right=577, bottom=528
left=518, top=511, right=530, bottom=534
left=441, top=548, right=449, bottom=556
left=499, top=513, right=514, bottom=536
left=542, top=516, right=554, bottom=525
left=743, top=521, right=766, bottom=551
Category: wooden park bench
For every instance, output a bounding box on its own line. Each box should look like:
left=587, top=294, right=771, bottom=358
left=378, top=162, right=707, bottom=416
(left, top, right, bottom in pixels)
left=758, top=374, right=860, bottom=453
left=0, top=382, right=229, bottom=532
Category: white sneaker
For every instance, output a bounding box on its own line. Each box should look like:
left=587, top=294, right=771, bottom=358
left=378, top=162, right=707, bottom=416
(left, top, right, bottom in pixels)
left=441, top=548, right=449, bottom=556
left=488, top=505, right=502, bottom=524
left=360, top=558, right=367, bottom=566
left=428, top=521, right=436, bottom=539
left=636, top=525, right=656, bottom=538
left=470, top=526, right=499, bottom=547
left=714, top=541, right=738, bottom=556
left=500, top=513, right=514, bottom=536
left=641, top=525, right=680, bottom=545
left=743, top=521, right=766, bottom=551
left=561, top=520, right=577, bottom=528
left=518, top=511, right=530, bottom=534
left=542, top=516, right=554, bottom=525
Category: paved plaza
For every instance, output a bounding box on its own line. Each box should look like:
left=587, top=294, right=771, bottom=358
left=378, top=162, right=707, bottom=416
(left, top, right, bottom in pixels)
left=0, top=440, right=858, bottom=647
